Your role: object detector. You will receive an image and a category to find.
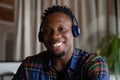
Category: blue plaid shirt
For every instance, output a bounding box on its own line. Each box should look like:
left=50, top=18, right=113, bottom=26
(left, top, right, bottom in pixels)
left=12, top=48, right=109, bottom=80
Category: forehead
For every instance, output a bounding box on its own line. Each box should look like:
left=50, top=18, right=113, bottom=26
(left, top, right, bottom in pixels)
left=43, top=12, right=72, bottom=23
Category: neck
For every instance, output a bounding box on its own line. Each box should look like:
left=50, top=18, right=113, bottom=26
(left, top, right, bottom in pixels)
left=52, top=49, right=73, bottom=72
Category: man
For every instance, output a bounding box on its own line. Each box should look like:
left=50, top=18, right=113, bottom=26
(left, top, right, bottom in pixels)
left=12, top=5, right=109, bottom=80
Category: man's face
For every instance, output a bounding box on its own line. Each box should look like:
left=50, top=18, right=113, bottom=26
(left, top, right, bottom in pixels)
left=42, top=12, right=74, bottom=57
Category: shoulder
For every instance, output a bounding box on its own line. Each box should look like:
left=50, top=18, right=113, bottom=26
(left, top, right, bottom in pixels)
left=12, top=51, right=50, bottom=79
left=22, top=50, right=50, bottom=66
left=74, top=48, right=109, bottom=79
left=74, top=48, right=106, bottom=63
left=25, top=51, right=46, bottom=60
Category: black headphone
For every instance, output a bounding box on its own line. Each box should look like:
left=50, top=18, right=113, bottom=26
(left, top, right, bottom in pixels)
left=38, top=16, right=80, bottom=43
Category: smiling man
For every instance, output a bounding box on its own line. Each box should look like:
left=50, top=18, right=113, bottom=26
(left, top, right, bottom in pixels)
left=12, top=5, right=109, bottom=80
left=43, top=12, right=73, bottom=58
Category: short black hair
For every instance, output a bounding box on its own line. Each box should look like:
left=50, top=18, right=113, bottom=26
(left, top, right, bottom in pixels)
left=41, top=5, right=74, bottom=21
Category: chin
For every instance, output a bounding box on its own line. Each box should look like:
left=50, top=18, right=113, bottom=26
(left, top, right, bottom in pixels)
left=50, top=51, right=66, bottom=58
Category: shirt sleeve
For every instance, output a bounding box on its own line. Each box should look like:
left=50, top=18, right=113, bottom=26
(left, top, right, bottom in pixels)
left=86, top=54, right=110, bottom=80
left=12, top=60, right=26, bottom=80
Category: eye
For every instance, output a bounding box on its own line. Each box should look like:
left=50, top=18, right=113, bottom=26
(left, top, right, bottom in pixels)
left=59, top=26, right=66, bottom=32
left=43, top=28, right=52, bottom=34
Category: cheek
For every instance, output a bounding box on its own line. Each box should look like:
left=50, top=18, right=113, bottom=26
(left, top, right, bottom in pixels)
left=42, top=35, right=49, bottom=44
left=43, top=34, right=49, bottom=40
left=43, top=36, right=47, bottom=41
left=66, top=33, right=73, bottom=42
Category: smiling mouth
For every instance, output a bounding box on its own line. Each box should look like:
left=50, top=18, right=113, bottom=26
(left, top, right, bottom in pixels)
left=52, top=42, right=64, bottom=48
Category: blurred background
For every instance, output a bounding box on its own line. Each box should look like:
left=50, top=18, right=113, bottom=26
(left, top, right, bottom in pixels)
left=0, top=0, right=120, bottom=80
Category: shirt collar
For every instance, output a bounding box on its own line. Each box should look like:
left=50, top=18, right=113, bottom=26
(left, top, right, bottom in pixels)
left=69, top=48, right=81, bottom=71
left=47, top=48, right=81, bottom=71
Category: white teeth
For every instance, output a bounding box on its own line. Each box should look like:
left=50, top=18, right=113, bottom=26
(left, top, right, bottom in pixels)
left=52, top=42, right=62, bottom=47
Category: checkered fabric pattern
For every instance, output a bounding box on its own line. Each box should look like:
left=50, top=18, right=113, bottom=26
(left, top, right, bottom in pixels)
left=12, top=48, right=109, bottom=80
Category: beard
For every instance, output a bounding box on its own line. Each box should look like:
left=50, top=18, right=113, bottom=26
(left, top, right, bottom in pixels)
left=50, top=51, right=66, bottom=58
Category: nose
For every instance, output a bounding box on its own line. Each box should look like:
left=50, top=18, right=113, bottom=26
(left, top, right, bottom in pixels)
left=51, top=31, right=60, bottom=40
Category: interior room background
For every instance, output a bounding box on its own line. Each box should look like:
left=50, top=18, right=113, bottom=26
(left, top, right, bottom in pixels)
left=0, top=0, right=120, bottom=71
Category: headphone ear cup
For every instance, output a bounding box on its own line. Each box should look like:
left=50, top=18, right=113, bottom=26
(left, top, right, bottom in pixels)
left=38, top=31, right=43, bottom=43
left=72, top=25, right=80, bottom=38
